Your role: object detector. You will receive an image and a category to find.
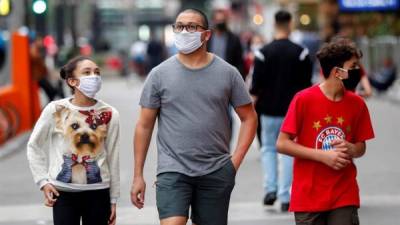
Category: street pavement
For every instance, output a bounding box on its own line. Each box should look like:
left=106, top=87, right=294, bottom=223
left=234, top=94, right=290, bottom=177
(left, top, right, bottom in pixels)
left=0, top=75, right=399, bottom=225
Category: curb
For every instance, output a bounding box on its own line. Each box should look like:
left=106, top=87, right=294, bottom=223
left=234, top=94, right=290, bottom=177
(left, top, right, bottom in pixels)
left=0, top=132, right=31, bottom=159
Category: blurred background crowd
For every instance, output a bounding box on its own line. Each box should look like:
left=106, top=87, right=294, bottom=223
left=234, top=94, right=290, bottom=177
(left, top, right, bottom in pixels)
left=0, top=0, right=399, bottom=98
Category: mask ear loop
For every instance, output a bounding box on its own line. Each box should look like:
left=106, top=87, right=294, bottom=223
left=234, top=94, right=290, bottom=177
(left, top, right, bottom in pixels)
left=335, top=67, right=342, bottom=80
left=335, top=67, right=347, bottom=80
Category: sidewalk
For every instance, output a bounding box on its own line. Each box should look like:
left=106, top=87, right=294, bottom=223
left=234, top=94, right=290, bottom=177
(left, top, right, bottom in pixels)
left=1, top=194, right=399, bottom=225
left=0, top=132, right=30, bottom=159
left=385, top=79, right=400, bottom=103
left=0, top=77, right=399, bottom=225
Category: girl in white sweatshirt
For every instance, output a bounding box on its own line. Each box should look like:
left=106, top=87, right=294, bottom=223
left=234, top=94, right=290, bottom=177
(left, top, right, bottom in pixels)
left=27, top=56, right=120, bottom=225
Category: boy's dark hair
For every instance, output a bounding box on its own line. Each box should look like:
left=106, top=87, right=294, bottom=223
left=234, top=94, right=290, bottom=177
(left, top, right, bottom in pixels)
left=60, top=55, right=92, bottom=93
left=179, top=8, right=209, bottom=29
left=317, top=38, right=362, bottom=78
left=275, top=10, right=292, bottom=27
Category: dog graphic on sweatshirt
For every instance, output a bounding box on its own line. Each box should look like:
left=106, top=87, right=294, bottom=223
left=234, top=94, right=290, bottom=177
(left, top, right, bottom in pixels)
left=54, top=105, right=112, bottom=184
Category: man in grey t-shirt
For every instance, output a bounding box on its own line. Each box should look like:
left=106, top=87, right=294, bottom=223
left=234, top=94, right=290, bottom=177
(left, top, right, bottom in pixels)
left=131, top=8, right=257, bottom=225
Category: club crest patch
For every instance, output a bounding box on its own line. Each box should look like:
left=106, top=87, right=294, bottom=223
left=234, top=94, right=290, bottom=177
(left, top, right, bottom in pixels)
left=315, top=126, right=346, bottom=151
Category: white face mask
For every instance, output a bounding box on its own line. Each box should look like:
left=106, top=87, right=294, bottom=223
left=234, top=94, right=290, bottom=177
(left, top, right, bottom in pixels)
left=77, top=75, right=102, bottom=98
left=174, top=31, right=204, bottom=54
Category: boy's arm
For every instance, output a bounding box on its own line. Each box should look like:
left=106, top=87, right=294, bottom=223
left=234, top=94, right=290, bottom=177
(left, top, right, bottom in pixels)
left=276, top=132, right=352, bottom=170
left=331, top=139, right=366, bottom=158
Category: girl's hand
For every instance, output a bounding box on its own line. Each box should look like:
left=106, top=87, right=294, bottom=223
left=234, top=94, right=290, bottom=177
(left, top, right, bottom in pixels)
left=42, top=184, right=59, bottom=207
left=108, top=204, right=116, bottom=225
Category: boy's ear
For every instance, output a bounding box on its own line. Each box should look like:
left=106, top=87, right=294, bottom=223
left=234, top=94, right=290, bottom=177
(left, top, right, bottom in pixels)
left=329, top=67, right=339, bottom=79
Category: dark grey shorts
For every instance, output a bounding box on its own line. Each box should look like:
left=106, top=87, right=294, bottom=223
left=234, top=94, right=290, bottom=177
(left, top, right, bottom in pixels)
left=156, top=160, right=236, bottom=225
left=294, top=206, right=359, bottom=225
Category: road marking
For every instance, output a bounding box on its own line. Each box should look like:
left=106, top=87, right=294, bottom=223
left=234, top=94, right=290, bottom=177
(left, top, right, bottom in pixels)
left=1, top=194, right=400, bottom=224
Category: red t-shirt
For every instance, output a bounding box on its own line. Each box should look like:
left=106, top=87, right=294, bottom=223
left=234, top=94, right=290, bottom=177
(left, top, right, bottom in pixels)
left=281, top=85, right=374, bottom=212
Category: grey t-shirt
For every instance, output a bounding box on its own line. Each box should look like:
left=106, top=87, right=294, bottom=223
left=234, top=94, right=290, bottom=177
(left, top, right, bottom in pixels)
left=139, top=55, right=252, bottom=176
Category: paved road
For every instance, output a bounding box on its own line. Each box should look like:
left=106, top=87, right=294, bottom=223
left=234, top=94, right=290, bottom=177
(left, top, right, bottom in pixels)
left=0, top=76, right=399, bottom=225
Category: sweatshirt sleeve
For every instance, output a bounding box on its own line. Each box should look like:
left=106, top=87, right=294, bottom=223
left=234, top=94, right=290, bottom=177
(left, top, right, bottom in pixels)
left=26, top=103, right=54, bottom=190
left=106, top=108, right=120, bottom=204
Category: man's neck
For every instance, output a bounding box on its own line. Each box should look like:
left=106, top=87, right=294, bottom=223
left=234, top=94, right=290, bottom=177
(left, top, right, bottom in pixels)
left=177, top=47, right=213, bottom=69
left=274, top=30, right=290, bottom=40
left=319, top=77, right=345, bottom=102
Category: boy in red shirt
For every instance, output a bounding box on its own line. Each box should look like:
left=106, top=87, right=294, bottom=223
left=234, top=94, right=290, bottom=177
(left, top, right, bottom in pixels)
left=277, top=39, right=374, bottom=225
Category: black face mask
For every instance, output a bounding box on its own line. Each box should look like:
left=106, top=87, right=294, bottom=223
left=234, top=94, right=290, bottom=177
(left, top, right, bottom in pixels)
left=215, top=22, right=227, bottom=31
left=343, top=68, right=361, bottom=91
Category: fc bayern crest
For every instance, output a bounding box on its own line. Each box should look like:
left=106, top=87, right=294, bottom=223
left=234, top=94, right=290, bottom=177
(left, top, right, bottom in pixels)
left=315, top=126, right=346, bottom=151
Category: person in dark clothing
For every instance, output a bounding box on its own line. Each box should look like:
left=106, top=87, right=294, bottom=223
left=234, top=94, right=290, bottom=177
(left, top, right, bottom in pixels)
left=0, top=34, right=6, bottom=71
left=369, top=58, right=397, bottom=92
left=146, top=36, right=165, bottom=73
left=208, top=9, right=245, bottom=79
left=250, top=10, right=312, bottom=212
left=208, top=9, right=246, bottom=141
left=30, top=37, right=65, bottom=103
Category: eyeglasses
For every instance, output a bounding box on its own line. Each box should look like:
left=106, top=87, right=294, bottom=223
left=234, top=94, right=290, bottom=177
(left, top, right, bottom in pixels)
left=172, top=23, right=207, bottom=33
